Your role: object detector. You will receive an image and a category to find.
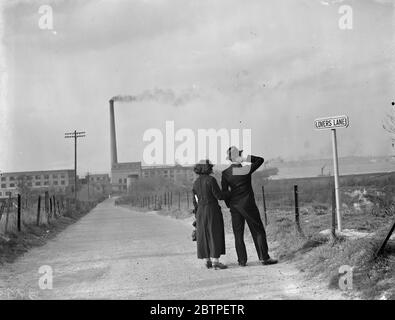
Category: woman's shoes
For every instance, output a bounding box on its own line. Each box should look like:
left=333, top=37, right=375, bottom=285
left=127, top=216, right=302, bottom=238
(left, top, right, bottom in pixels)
left=205, top=260, right=213, bottom=269
left=261, top=258, right=278, bottom=265
left=213, top=262, right=228, bottom=270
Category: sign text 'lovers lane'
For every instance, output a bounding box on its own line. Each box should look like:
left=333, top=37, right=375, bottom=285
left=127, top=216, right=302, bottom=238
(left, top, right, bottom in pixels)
left=314, top=115, right=349, bottom=130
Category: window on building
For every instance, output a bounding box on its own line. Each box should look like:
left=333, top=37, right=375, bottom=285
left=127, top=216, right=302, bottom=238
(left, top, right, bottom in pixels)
left=54, top=181, right=58, bottom=185
left=1, top=184, right=6, bottom=188
left=35, top=175, right=41, bottom=179
left=27, top=182, right=32, bottom=187
left=0, top=192, right=2, bottom=196
left=53, top=175, right=58, bottom=179
left=124, top=178, right=127, bottom=183
left=61, top=175, right=65, bottom=179
left=1, top=177, right=6, bottom=181
left=35, top=182, right=41, bottom=186
left=5, top=191, right=11, bottom=196
left=44, top=175, right=49, bottom=179
left=61, top=181, right=65, bottom=185
left=9, top=183, right=15, bottom=188
left=44, top=181, right=49, bottom=186
left=9, top=176, right=15, bottom=181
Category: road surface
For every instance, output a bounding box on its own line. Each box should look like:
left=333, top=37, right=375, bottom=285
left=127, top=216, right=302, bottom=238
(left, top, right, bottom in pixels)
left=0, top=199, right=346, bottom=299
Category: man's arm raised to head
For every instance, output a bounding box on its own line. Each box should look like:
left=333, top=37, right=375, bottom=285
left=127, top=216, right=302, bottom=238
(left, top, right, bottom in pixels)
left=246, top=155, right=264, bottom=174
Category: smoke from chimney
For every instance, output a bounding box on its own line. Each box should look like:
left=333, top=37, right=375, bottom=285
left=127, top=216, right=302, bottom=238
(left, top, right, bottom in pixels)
left=109, top=87, right=199, bottom=169
left=111, top=87, right=198, bottom=107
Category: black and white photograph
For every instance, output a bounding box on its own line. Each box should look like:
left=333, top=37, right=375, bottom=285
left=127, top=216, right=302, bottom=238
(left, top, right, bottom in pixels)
left=0, top=0, right=394, bottom=308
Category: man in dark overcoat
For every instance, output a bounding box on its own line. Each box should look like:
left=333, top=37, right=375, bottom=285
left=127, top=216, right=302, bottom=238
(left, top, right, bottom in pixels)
left=221, top=146, right=278, bottom=266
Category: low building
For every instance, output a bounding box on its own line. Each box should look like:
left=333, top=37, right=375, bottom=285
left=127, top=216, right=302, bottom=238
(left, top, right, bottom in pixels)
left=110, top=162, right=195, bottom=193
left=0, top=169, right=75, bottom=198
left=111, top=162, right=141, bottom=192
left=141, top=165, right=195, bottom=182
left=86, top=173, right=111, bottom=194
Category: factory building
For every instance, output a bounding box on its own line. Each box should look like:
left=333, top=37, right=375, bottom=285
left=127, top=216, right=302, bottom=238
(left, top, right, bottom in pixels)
left=0, top=169, right=75, bottom=198
left=110, top=162, right=195, bottom=193
left=111, top=162, right=141, bottom=192
left=141, top=165, right=195, bottom=182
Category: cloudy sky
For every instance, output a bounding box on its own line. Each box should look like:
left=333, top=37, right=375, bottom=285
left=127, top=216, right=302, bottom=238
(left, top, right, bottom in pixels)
left=0, top=0, right=394, bottom=174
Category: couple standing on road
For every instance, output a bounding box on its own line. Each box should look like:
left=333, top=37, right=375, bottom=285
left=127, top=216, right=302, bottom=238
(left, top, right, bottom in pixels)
left=192, top=146, right=278, bottom=270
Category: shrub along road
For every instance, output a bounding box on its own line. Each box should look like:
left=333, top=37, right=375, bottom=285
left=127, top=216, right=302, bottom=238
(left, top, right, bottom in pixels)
left=0, top=199, right=349, bottom=299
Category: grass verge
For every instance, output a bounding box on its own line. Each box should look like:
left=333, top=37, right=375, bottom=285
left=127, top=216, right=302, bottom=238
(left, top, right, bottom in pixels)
left=265, top=208, right=395, bottom=299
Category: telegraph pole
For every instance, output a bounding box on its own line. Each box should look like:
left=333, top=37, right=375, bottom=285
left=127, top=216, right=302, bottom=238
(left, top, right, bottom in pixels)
left=65, top=130, right=86, bottom=201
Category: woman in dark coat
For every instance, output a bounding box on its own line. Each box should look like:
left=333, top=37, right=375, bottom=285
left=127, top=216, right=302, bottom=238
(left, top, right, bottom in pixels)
left=192, top=160, right=228, bottom=270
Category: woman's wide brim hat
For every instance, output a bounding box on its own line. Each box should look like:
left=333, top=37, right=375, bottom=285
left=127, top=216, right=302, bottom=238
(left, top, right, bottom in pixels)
left=196, top=159, right=213, bottom=165
left=226, top=146, right=243, bottom=160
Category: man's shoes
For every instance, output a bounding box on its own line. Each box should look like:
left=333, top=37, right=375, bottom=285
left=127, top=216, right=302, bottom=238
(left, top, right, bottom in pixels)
left=205, top=260, right=212, bottom=269
left=238, top=262, right=247, bottom=267
left=261, top=258, right=278, bottom=265
left=213, top=262, right=228, bottom=270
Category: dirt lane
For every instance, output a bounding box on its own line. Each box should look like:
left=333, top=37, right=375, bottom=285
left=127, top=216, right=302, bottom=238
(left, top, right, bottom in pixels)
left=0, top=199, right=347, bottom=299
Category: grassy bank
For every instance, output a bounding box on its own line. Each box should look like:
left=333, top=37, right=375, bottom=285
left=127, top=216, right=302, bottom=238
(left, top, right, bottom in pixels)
left=264, top=207, right=395, bottom=299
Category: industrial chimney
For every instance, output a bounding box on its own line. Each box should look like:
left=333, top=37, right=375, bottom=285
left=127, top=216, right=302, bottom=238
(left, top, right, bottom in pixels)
left=109, top=99, right=118, bottom=167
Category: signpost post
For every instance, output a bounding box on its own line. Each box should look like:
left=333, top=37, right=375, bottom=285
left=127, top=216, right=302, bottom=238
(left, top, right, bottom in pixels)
left=314, top=115, right=349, bottom=232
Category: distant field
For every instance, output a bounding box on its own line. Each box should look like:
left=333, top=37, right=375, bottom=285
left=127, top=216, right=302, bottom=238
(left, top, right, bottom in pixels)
left=271, top=156, right=395, bottom=179
left=253, top=170, right=395, bottom=211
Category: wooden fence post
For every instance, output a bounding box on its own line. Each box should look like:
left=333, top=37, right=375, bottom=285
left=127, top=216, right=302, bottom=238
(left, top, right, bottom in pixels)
left=262, top=186, right=268, bottom=226
left=294, top=185, right=303, bottom=236
left=45, top=191, right=49, bottom=222
left=57, top=200, right=61, bottom=217
left=4, top=194, right=11, bottom=234
left=375, top=218, right=395, bottom=257
left=0, top=202, right=5, bottom=222
left=17, top=194, right=21, bottom=232
left=178, top=192, right=181, bottom=210
left=53, top=195, right=56, bottom=217
left=186, top=191, right=189, bottom=209
left=37, top=195, right=41, bottom=226
left=49, top=197, right=53, bottom=220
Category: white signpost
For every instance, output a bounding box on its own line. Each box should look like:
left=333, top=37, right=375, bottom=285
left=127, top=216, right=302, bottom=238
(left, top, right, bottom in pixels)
left=314, top=115, right=349, bottom=232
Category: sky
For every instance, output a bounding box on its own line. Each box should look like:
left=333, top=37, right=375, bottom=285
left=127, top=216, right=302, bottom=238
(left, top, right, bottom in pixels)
left=0, top=0, right=394, bottom=175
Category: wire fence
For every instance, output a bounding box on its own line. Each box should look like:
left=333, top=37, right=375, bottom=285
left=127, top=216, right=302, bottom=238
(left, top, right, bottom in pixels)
left=0, top=192, right=103, bottom=237
left=115, top=190, right=194, bottom=211
left=115, top=174, right=395, bottom=239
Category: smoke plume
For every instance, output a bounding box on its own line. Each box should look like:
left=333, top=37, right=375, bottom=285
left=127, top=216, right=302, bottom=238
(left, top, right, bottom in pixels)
left=111, top=88, right=199, bottom=107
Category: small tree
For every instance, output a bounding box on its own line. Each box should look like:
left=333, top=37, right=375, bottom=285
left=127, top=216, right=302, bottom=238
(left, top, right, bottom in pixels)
left=16, top=175, right=31, bottom=198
